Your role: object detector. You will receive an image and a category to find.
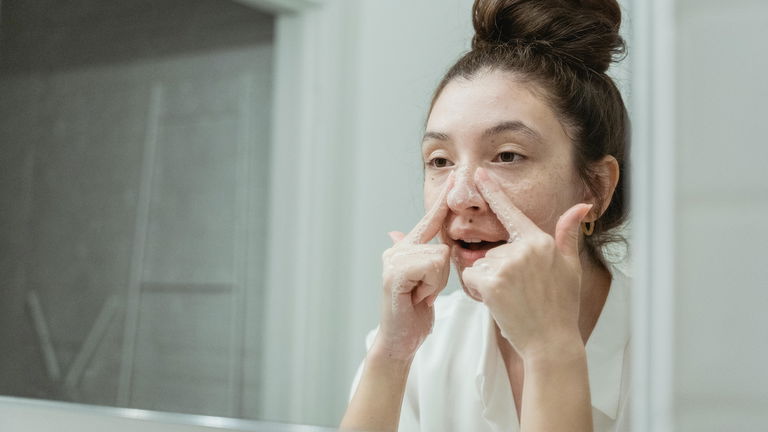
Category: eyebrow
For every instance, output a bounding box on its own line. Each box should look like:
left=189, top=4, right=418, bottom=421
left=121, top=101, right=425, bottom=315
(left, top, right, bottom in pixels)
left=482, top=120, right=543, bottom=143
left=422, top=120, right=543, bottom=144
left=422, top=131, right=450, bottom=142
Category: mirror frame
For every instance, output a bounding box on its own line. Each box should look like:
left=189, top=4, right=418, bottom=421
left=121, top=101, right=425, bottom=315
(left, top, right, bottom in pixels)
left=0, top=395, right=337, bottom=431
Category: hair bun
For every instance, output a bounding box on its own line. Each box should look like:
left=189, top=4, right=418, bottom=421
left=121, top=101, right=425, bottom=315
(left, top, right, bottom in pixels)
left=471, top=0, right=625, bottom=73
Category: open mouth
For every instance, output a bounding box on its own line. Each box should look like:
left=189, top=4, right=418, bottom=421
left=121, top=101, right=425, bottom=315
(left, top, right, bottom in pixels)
left=455, top=239, right=507, bottom=251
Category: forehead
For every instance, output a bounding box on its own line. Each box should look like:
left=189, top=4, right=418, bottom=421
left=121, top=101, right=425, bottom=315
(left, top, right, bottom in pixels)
left=426, top=70, right=569, bottom=145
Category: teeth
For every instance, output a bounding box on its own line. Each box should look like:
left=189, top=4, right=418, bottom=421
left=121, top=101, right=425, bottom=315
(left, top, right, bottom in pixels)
left=463, top=239, right=482, bottom=243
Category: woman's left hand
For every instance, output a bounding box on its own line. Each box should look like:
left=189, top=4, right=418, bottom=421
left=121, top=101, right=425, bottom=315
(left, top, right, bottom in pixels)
left=461, top=167, right=593, bottom=360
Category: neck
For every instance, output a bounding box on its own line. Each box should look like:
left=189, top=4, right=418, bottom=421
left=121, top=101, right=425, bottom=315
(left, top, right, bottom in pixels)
left=577, top=251, right=612, bottom=344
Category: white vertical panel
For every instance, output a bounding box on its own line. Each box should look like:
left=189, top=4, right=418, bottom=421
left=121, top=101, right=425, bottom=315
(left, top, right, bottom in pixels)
left=260, top=11, right=307, bottom=424
left=260, top=0, right=362, bottom=424
left=630, top=0, right=676, bottom=431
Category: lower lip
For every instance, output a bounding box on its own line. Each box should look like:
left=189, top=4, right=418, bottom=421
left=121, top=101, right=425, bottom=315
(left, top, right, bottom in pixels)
left=455, top=246, right=489, bottom=267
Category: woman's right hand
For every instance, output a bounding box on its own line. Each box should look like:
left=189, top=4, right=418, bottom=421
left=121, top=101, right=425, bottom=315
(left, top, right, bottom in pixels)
left=372, top=173, right=455, bottom=361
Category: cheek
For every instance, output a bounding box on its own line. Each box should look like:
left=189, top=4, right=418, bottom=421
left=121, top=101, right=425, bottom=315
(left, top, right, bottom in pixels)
left=492, top=169, right=579, bottom=235
left=423, top=175, right=443, bottom=210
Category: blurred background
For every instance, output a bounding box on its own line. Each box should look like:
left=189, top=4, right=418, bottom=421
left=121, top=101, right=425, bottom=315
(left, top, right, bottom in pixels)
left=0, top=0, right=766, bottom=431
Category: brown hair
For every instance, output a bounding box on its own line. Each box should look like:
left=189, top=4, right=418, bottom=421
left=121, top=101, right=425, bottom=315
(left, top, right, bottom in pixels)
left=429, top=0, right=630, bottom=262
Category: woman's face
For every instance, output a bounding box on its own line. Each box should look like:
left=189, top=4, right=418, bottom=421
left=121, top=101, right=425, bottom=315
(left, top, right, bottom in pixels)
left=423, top=69, right=585, bottom=293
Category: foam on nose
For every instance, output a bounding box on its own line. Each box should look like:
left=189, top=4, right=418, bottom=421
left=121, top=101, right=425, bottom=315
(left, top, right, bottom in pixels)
left=447, top=165, right=480, bottom=208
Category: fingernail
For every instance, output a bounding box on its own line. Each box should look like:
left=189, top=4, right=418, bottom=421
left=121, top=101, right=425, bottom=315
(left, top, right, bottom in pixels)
left=427, top=296, right=437, bottom=307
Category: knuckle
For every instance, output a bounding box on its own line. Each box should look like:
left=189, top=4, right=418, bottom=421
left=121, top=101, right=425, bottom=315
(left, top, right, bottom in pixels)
left=532, top=234, right=555, bottom=250
left=488, top=274, right=505, bottom=291
left=381, top=273, right=395, bottom=292
left=497, top=258, right=515, bottom=274
left=518, top=239, right=539, bottom=256
left=382, top=247, right=395, bottom=262
left=481, top=277, right=503, bottom=301
left=497, top=265, right=518, bottom=284
left=485, top=244, right=505, bottom=258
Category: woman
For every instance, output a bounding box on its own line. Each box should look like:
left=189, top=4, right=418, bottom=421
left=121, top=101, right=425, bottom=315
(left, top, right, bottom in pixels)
left=341, top=0, right=630, bottom=430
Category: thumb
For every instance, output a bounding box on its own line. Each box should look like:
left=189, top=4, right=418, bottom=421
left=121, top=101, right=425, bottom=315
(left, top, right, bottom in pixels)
left=388, top=231, right=406, bottom=244
left=555, top=203, right=593, bottom=259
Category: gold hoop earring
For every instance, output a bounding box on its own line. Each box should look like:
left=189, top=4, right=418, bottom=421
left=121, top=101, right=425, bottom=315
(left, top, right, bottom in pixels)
left=582, top=221, right=595, bottom=236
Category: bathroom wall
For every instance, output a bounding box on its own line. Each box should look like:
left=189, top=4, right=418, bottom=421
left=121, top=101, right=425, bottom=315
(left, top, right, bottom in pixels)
left=673, top=0, right=768, bottom=430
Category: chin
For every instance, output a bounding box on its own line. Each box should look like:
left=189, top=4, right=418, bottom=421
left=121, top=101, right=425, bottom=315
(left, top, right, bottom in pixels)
left=452, top=258, right=484, bottom=302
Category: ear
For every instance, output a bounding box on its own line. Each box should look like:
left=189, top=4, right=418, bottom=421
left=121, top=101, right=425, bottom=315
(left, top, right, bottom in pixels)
left=585, top=155, right=620, bottom=221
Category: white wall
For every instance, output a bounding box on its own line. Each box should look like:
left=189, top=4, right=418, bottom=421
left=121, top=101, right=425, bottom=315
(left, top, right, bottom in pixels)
left=673, top=0, right=768, bottom=430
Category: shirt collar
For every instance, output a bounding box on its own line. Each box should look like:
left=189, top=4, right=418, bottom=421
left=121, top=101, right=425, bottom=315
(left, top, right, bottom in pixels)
left=474, top=265, right=631, bottom=422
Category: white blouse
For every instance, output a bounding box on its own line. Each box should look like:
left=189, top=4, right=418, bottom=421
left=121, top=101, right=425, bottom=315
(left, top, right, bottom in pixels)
left=350, top=266, right=632, bottom=432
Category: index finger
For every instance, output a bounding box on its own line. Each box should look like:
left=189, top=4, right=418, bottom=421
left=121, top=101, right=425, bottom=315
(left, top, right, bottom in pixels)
left=402, top=172, right=455, bottom=245
left=474, top=167, right=540, bottom=240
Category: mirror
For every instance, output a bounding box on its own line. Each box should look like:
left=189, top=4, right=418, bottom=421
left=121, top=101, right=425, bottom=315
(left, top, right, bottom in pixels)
left=0, top=0, right=287, bottom=425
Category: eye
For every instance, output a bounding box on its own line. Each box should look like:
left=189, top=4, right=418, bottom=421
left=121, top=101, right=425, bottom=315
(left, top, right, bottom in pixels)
left=427, top=157, right=454, bottom=168
left=494, top=151, right=523, bottom=163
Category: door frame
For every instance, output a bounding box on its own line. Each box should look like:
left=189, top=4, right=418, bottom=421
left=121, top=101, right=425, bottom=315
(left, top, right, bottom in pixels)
left=629, top=0, right=676, bottom=431
left=238, top=0, right=361, bottom=423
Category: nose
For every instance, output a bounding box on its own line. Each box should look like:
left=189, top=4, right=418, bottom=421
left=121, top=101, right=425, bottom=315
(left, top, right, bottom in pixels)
left=447, top=166, right=486, bottom=213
